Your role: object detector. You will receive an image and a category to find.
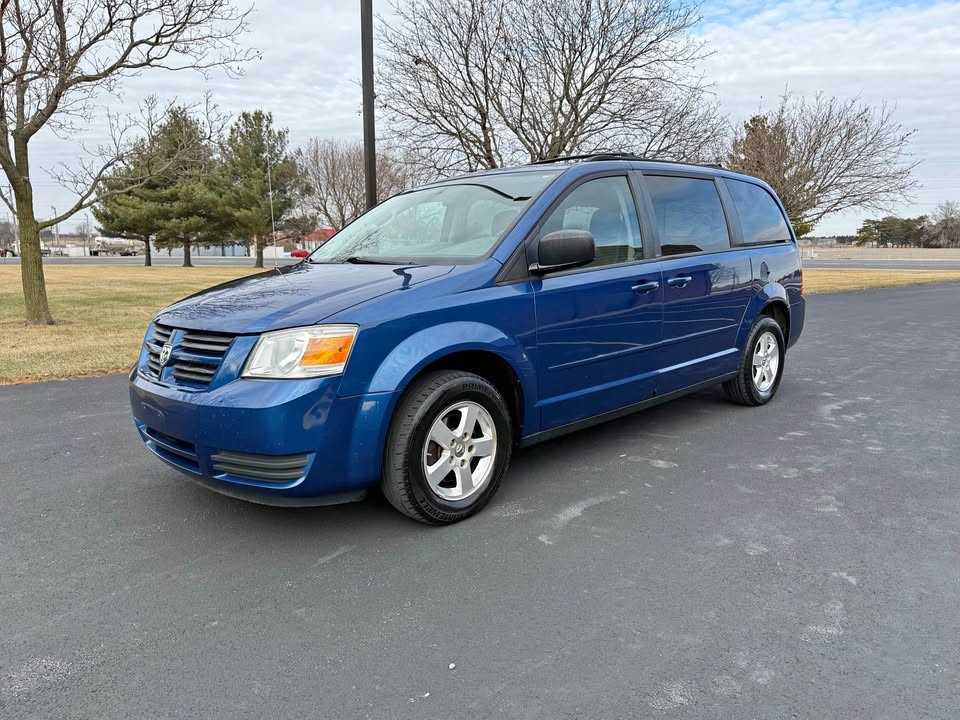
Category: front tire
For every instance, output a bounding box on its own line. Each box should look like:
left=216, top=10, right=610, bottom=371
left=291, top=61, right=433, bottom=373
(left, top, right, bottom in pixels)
left=381, top=371, right=513, bottom=524
left=723, top=316, right=785, bottom=406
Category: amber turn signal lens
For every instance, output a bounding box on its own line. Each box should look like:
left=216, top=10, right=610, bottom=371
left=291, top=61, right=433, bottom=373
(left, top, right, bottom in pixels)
left=300, top=334, right=355, bottom=367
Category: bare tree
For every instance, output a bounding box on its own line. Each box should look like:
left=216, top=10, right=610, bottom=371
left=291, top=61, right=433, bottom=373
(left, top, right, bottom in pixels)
left=0, top=0, right=252, bottom=324
left=931, top=201, right=960, bottom=248
left=378, top=0, right=724, bottom=174
left=296, top=138, right=416, bottom=230
left=726, top=92, right=918, bottom=235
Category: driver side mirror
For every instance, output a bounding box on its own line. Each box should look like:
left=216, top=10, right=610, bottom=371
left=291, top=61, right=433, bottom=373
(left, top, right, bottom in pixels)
left=529, top=230, right=595, bottom=275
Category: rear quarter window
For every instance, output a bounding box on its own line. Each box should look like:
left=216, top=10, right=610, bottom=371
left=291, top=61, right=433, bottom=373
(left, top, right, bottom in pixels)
left=726, top=179, right=792, bottom=245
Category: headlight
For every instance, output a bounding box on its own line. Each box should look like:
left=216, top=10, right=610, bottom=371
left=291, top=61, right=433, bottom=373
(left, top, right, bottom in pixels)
left=242, top=325, right=358, bottom=379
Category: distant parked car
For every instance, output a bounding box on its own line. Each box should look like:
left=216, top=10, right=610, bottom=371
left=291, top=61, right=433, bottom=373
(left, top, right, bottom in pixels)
left=0, top=247, right=15, bottom=257
left=130, top=154, right=805, bottom=524
left=119, top=248, right=138, bottom=256
left=290, top=249, right=309, bottom=258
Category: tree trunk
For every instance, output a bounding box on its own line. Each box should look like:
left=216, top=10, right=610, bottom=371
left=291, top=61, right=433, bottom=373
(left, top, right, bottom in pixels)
left=143, top=235, right=153, bottom=267
left=14, top=187, right=54, bottom=324
left=254, top=235, right=264, bottom=268
left=182, top=239, right=193, bottom=267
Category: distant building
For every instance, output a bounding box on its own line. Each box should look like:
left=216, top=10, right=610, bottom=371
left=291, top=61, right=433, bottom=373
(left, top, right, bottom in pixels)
left=302, top=228, right=336, bottom=250
left=266, top=228, right=336, bottom=252
left=802, top=234, right=860, bottom=247
left=800, top=236, right=841, bottom=247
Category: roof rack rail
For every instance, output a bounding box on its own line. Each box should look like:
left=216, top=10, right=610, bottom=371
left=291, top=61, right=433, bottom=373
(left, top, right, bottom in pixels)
left=530, top=153, right=724, bottom=170
left=530, top=152, right=641, bottom=165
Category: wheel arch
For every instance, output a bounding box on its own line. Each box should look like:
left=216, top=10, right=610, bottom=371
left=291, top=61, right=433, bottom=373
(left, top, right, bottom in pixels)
left=760, top=300, right=790, bottom=344
left=406, top=350, right=526, bottom=442
left=366, top=321, right=539, bottom=441
left=737, top=282, right=791, bottom=350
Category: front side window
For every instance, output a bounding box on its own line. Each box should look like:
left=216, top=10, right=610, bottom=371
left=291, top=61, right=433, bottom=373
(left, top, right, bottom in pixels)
left=646, top=176, right=731, bottom=256
left=308, top=171, right=560, bottom=264
left=539, top=176, right=643, bottom=268
left=726, top=179, right=792, bottom=244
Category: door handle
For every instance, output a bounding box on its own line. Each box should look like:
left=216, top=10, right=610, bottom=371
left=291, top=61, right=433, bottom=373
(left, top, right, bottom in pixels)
left=631, top=280, right=660, bottom=294
left=667, top=275, right=693, bottom=288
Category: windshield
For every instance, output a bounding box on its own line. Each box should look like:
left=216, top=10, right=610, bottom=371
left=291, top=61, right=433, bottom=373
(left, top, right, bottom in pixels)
left=307, top=171, right=560, bottom=265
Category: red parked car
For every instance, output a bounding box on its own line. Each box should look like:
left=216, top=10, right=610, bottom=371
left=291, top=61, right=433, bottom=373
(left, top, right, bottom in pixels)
left=290, top=249, right=309, bottom=258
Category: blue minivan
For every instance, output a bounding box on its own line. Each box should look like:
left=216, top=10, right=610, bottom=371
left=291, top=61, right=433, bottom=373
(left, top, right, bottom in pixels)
left=130, top=155, right=804, bottom=524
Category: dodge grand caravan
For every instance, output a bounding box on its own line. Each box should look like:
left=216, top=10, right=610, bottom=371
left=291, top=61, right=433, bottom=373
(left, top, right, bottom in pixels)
left=130, top=154, right=805, bottom=524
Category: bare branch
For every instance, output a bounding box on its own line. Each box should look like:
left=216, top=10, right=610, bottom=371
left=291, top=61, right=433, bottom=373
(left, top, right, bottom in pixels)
left=377, top=0, right=724, bottom=173
left=40, top=93, right=226, bottom=228
left=726, top=91, right=918, bottom=231
left=296, top=137, right=416, bottom=230
left=0, top=1, right=252, bottom=322
left=0, top=1, right=254, bottom=141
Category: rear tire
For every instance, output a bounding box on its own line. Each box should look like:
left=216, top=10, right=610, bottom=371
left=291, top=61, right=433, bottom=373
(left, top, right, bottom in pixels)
left=381, top=370, right=513, bottom=524
left=723, top=316, right=785, bottom=406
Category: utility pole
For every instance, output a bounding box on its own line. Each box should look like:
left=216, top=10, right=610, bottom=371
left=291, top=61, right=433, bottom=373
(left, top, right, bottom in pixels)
left=360, top=0, right=377, bottom=210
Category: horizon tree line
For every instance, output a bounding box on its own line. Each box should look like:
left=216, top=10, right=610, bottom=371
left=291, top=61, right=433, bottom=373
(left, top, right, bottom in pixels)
left=853, top=203, right=960, bottom=248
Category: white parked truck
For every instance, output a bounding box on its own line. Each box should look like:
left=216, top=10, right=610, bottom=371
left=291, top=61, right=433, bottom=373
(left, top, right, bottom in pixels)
left=90, top=237, right=140, bottom=256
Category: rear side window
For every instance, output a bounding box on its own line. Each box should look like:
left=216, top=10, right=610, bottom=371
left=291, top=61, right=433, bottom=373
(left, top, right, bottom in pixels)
left=726, top=179, right=792, bottom=244
left=645, top=176, right=730, bottom=255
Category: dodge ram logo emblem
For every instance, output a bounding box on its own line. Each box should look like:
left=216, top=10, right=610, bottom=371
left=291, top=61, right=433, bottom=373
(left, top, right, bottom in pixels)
left=159, top=343, right=173, bottom=367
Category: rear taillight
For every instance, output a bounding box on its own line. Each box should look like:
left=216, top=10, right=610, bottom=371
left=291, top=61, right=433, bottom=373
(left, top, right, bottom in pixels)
left=797, top=246, right=804, bottom=294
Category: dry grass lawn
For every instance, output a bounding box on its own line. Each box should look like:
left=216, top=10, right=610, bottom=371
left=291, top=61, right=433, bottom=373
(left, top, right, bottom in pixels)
left=1, top=265, right=959, bottom=384
left=802, top=268, right=960, bottom=294
left=0, top=265, right=259, bottom=384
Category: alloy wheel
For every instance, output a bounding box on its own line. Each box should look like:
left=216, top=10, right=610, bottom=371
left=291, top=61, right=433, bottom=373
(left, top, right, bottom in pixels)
left=422, top=401, right=497, bottom=501
left=752, top=331, right=780, bottom=394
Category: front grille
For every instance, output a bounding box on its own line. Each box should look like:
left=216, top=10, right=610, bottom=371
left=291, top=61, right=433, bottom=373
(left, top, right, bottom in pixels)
left=172, top=361, right=218, bottom=384
left=211, top=450, right=310, bottom=483
left=142, top=325, right=235, bottom=388
left=144, top=324, right=173, bottom=377
left=180, top=330, right=234, bottom=355
left=171, top=329, right=234, bottom=387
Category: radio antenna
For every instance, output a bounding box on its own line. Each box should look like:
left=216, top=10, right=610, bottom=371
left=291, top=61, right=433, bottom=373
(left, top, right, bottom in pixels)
left=267, top=153, right=278, bottom=270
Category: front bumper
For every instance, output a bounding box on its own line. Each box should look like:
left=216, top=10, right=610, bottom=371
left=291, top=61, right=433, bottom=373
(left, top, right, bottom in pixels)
left=129, top=369, right=396, bottom=503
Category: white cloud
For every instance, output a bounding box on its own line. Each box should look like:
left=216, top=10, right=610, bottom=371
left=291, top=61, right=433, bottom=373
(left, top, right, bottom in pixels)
left=699, top=0, right=960, bottom=233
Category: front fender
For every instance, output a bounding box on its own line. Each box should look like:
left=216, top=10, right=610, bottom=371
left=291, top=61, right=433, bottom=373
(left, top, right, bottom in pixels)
left=367, top=321, right=539, bottom=431
left=736, top=282, right=790, bottom=350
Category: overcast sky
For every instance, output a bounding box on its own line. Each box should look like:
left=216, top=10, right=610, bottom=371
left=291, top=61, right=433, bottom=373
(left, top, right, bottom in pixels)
left=24, top=0, right=960, bottom=237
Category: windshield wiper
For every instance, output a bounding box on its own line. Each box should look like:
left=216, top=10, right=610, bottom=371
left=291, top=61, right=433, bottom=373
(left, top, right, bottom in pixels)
left=342, top=256, right=396, bottom=265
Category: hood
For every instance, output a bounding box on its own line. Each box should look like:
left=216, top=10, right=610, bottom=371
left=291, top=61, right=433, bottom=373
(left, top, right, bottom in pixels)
left=155, top=262, right=454, bottom=334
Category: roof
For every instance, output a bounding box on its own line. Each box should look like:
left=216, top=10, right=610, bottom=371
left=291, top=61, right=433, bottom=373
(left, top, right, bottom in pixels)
left=424, top=153, right=763, bottom=186
left=529, top=152, right=723, bottom=169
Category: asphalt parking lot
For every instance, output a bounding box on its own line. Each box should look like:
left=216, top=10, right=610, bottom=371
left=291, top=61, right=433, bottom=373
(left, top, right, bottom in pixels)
left=2, top=283, right=959, bottom=719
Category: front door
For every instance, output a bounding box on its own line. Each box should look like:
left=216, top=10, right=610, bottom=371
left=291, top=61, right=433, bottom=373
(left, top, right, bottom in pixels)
left=532, top=175, right=664, bottom=430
